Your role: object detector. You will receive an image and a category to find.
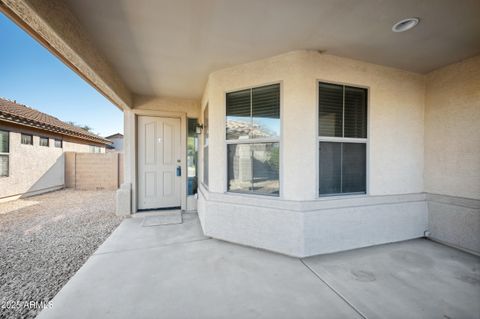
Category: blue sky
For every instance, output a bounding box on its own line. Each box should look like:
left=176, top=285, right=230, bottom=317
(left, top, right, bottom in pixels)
left=0, top=14, right=123, bottom=137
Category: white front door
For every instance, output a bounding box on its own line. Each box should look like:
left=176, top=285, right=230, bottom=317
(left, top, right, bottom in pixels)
left=138, top=116, right=181, bottom=210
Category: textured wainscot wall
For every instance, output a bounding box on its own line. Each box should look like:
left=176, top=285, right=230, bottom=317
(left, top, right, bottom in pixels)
left=425, top=55, right=480, bottom=255
left=198, top=51, right=428, bottom=257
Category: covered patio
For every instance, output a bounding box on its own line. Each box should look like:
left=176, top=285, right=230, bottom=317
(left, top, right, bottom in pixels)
left=1, top=0, right=479, bottom=317
left=37, top=213, right=480, bottom=319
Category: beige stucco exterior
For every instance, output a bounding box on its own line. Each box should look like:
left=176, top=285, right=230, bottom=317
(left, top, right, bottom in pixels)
left=2, top=0, right=478, bottom=257
left=425, top=55, right=480, bottom=200
left=201, top=50, right=425, bottom=199
left=115, top=50, right=480, bottom=255
left=0, top=123, right=106, bottom=201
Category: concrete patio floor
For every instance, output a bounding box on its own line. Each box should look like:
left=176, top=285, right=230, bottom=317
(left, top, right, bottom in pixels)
left=38, top=213, right=480, bottom=319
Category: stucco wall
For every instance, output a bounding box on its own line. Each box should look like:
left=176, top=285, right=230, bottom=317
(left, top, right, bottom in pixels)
left=134, top=95, right=200, bottom=118
left=0, top=124, right=107, bottom=201
left=425, top=55, right=480, bottom=200
left=424, top=55, right=480, bottom=255
left=124, top=50, right=478, bottom=256
left=201, top=50, right=425, bottom=199
left=0, top=130, right=64, bottom=200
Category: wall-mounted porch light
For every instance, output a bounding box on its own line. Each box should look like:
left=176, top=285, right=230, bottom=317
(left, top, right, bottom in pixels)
left=195, top=123, right=204, bottom=134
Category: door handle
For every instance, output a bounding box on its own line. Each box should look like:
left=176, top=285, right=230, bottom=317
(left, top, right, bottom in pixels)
left=176, top=166, right=181, bottom=177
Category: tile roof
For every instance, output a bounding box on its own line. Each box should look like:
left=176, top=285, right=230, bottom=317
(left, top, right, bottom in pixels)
left=0, top=98, right=111, bottom=145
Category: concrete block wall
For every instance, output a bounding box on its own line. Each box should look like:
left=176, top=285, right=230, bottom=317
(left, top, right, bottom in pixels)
left=65, top=152, right=124, bottom=190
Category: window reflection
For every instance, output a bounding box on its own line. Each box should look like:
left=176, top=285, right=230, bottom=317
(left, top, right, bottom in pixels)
left=226, top=84, right=280, bottom=140
left=187, top=118, right=198, bottom=195
left=228, top=143, right=279, bottom=195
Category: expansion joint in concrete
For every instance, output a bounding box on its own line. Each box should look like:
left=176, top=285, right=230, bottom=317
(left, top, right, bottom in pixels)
left=299, top=259, right=368, bottom=319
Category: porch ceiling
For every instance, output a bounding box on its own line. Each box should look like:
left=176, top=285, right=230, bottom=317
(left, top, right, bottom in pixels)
left=65, top=0, right=480, bottom=99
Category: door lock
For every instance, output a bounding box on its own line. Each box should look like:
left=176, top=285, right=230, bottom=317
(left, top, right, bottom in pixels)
left=176, top=166, right=181, bottom=177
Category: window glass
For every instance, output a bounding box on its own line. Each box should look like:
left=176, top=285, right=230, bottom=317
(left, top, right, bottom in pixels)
left=344, top=86, right=367, bottom=138
left=203, top=147, right=209, bottom=186
left=39, top=137, right=49, bottom=147
left=187, top=118, right=198, bottom=195
left=226, top=84, right=280, bottom=196
left=319, top=142, right=341, bottom=195
left=342, top=143, right=366, bottom=193
left=319, top=83, right=343, bottom=137
left=227, top=142, right=279, bottom=195
left=227, top=143, right=252, bottom=192
left=319, top=82, right=367, bottom=196
left=89, top=145, right=101, bottom=153
left=0, top=130, right=8, bottom=153
left=0, top=155, right=8, bottom=177
left=252, top=84, right=280, bottom=139
left=226, top=84, right=280, bottom=140
left=226, top=89, right=251, bottom=140
left=252, top=143, right=279, bottom=195
left=54, top=139, right=63, bottom=148
left=203, top=105, right=209, bottom=187
left=21, top=133, right=33, bottom=145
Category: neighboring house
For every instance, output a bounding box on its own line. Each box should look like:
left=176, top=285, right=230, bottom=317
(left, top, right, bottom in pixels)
left=105, top=133, right=123, bottom=151
left=0, top=98, right=111, bottom=201
left=4, top=1, right=479, bottom=258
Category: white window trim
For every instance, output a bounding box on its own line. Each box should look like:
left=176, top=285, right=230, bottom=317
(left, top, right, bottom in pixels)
left=316, top=80, right=369, bottom=198
left=224, top=82, right=282, bottom=197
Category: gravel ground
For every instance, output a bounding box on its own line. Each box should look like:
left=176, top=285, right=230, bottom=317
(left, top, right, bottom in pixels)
left=0, top=189, right=123, bottom=319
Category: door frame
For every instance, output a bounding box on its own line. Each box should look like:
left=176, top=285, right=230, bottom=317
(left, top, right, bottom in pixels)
left=127, top=109, right=187, bottom=213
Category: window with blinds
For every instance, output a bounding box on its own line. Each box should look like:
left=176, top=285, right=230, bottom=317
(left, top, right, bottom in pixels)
left=0, top=130, right=9, bottom=177
left=21, top=133, right=33, bottom=145
left=226, top=84, right=280, bottom=140
left=226, top=83, right=280, bottom=196
left=39, top=136, right=49, bottom=147
left=318, top=82, right=367, bottom=195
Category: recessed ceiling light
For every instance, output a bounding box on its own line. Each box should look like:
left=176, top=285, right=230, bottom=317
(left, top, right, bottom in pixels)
left=392, top=17, right=420, bottom=32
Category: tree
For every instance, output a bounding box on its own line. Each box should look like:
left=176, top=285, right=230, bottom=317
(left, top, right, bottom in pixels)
left=66, top=121, right=93, bottom=132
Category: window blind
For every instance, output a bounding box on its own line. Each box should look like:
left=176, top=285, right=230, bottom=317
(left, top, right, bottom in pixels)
left=0, top=130, right=8, bottom=153
left=318, top=83, right=343, bottom=137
